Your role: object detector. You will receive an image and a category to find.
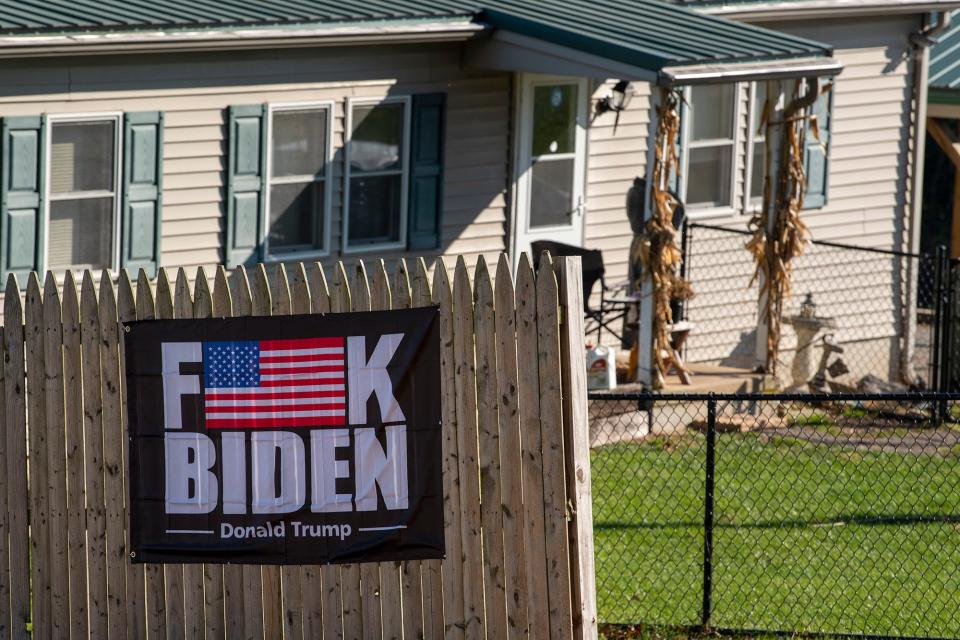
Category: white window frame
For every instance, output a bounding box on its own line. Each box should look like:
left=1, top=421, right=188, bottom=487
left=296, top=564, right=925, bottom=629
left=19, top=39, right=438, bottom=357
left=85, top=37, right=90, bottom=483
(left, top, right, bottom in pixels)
left=679, top=83, right=742, bottom=219
left=44, top=112, right=123, bottom=273
left=744, top=81, right=767, bottom=213
left=263, top=100, right=335, bottom=261
left=343, top=95, right=412, bottom=254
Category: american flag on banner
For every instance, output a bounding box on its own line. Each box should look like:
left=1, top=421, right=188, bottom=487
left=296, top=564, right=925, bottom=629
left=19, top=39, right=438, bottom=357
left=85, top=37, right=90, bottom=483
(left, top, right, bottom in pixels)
left=202, top=337, right=346, bottom=428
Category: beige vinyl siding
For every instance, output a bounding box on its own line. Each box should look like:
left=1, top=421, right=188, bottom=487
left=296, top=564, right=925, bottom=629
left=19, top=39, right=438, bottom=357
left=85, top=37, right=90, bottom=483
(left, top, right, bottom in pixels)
left=680, top=15, right=919, bottom=382
left=585, top=80, right=652, bottom=298
left=0, top=43, right=510, bottom=278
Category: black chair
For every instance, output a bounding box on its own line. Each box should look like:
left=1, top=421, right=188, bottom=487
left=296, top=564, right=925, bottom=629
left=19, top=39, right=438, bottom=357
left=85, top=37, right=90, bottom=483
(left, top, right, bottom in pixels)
left=530, top=240, right=632, bottom=343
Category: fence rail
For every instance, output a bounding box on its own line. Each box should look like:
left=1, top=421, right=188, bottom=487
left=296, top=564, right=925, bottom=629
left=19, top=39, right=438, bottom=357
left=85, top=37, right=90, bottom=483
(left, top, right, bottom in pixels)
left=0, top=254, right=596, bottom=640
left=590, top=390, right=960, bottom=639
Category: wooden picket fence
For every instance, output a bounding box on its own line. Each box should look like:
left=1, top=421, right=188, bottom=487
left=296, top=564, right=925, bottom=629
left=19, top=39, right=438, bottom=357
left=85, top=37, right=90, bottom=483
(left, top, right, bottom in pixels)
left=0, top=252, right=596, bottom=639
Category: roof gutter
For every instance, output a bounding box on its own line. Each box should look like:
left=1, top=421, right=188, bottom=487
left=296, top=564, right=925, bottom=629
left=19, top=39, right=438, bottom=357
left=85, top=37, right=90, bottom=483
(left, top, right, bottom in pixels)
left=696, top=0, right=960, bottom=22
left=0, top=20, right=485, bottom=58
left=659, top=55, right=843, bottom=85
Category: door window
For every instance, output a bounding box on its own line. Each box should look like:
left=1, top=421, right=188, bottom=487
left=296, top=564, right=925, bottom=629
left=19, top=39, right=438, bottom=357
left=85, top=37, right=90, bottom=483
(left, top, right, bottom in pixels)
left=529, top=84, right=579, bottom=229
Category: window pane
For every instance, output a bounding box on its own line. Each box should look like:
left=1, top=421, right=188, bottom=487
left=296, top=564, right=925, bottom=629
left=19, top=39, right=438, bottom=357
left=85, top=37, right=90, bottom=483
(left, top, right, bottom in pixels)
left=532, top=84, right=578, bottom=156
left=752, top=82, right=769, bottom=136
left=687, top=146, right=732, bottom=207
left=690, top=84, right=735, bottom=141
left=272, top=109, right=328, bottom=178
left=48, top=198, right=113, bottom=270
left=530, top=157, right=574, bottom=228
left=351, top=103, right=404, bottom=173
left=348, top=174, right=402, bottom=246
left=750, top=140, right=766, bottom=200
left=51, top=121, right=115, bottom=194
left=269, top=181, right=325, bottom=252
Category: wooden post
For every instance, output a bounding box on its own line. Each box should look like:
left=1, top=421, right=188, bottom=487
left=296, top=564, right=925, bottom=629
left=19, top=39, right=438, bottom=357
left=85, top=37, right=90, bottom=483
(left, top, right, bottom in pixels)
left=636, top=88, right=660, bottom=387
left=555, top=257, right=598, bottom=640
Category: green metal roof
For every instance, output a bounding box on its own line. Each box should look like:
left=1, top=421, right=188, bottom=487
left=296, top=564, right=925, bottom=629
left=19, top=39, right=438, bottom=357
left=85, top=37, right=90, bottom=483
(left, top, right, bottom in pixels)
left=0, top=0, right=834, bottom=71
left=931, top=11, right=960, bottom=99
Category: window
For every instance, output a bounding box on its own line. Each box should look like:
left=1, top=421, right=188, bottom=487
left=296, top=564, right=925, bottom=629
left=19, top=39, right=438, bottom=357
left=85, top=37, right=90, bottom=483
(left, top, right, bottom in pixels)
left=345, top=98, right=409, bottom=250
left=48, top=117, right=120, bottom=271
left=683, top=84, right=738, bottom=211
left=748, top=81, right=769, bottom=206
left=266, top=105, right=331, bottom=257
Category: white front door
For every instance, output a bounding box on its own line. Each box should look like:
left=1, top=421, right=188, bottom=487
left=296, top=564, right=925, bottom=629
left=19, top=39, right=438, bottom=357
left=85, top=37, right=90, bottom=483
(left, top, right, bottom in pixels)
left=512, top=74, right=589, bottom=265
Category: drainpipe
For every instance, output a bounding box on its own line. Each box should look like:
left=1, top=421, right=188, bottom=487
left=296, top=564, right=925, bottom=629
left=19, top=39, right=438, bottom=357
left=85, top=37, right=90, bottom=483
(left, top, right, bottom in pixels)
left=903, top=11, right=950, bottom=385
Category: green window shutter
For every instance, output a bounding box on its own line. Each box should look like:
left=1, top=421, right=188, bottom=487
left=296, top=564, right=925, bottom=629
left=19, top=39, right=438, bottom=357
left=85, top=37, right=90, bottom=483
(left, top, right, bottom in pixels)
left=407, top=93, right=446, bottom=251
left=803, top=82, right=832, bottom=210
left=225, top=104, right=267, bottom=268
left=122, top=111, right=164, bottom=276
left=0, top=115, right=45, bottom=281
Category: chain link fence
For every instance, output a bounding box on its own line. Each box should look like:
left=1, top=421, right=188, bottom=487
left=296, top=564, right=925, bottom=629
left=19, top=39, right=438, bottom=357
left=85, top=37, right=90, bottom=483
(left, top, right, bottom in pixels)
left=590, top=392, right=960, bottom=638
left=680, top=223, right=942, bottom=390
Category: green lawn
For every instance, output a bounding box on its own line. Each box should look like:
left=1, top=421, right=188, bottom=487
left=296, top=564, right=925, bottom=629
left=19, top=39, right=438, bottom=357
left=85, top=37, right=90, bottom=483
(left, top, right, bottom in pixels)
left=592, top=429, right=960, bottom=637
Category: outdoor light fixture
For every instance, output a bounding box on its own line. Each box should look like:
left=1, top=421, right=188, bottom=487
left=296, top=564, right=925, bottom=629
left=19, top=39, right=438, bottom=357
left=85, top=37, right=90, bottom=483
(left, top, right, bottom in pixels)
left=597, top=80, right=634, bottom=115
left=597, top=80, right=633, bottom=134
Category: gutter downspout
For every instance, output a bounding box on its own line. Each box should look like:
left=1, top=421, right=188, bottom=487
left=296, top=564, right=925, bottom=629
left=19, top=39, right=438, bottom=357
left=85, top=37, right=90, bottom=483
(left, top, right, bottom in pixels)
left=903, top=11, right=950, bottom=385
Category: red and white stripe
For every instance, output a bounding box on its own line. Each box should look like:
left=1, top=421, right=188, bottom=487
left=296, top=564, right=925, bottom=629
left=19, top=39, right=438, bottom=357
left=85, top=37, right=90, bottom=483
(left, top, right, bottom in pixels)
left=205, top=337, right=346, bottom=428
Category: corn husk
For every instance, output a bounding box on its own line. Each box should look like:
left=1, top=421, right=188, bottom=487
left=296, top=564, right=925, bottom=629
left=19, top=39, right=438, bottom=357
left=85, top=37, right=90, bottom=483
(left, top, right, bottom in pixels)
left=747, top=80, right=830, bottom=375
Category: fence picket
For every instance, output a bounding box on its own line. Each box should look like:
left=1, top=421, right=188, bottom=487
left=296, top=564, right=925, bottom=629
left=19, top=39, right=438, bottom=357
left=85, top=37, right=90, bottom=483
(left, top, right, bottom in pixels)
left=474, top=257, right=508, bottom=639
left=393, top=260, right=426, bottom=640
left=134, top=269, right=167, bottom=640
left=410, top=258, right=444, bottom=640
left=312, top=271, right=345, bottom=640
left=370, top=260, right=405, bottom=640
left=212, top=266, right=245, bottom=640
left=351, top=261, right=385, bottom=639
left=494, top=254, right=528, bottom=639
left=535, top=258, right=574, bottom=639
left=230, top=266, right=266, bottom=640
left=61, top=273, right=88, bottom=640
left=118, top=271, right=149, bottom=640
left=153, top=269, right=187, bottom=640
left=515, top=255, right=550, bottom=638
left=433, top=258, right=466, bottom=640
left=98, top=271, right=128, bottom=640
left=42, top=273, right=69, bottom=640
left=248, top=264, right=284, bottom=640
left=192, top=268, right=226, bottom=640
left=554, top=257, right=597, bottom=639
left=332, top=262, right=363, bottom=640
left=24, top=274, right=49, bottom=640
left=453, top=258, right=485, bottom=639
left=173, top=268, right=205, bottom=639
left=79, top=273, right=108, bottom=640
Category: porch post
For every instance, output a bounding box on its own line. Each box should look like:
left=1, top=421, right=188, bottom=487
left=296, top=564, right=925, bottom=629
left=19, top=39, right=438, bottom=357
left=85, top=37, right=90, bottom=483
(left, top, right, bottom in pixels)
left=754, top=80, right=785, bottom=374
left=635, top=88, right=661, bottom=388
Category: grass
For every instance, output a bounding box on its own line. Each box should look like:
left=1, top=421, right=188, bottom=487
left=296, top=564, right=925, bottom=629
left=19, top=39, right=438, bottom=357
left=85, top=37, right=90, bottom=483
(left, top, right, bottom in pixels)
left=591, top=431, right=960, bottom=638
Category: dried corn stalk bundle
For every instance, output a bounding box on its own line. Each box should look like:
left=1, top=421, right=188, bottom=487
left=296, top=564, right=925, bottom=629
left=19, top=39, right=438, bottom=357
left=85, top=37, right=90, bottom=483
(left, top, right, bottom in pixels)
left=747, top=79, right=829, bottom=376
left=635, top=87, right=692, bottom=387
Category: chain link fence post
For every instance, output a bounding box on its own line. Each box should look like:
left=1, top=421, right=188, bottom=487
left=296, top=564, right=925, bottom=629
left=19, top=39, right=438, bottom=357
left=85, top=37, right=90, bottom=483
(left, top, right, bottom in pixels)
left=701, top=395, right=717, bottom=629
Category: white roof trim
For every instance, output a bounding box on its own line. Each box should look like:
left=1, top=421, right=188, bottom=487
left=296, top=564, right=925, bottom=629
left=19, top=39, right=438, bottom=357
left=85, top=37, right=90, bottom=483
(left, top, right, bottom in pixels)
left=0, top=20, right=485, bottom=58
left=695, top=0, right=960, bottom=21
left=662, top=56, right=843, bottom=85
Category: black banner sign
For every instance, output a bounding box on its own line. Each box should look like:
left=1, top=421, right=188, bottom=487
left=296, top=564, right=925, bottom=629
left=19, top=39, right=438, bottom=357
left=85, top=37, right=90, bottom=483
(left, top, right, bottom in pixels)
left=124, top=308, right=443, bottom=565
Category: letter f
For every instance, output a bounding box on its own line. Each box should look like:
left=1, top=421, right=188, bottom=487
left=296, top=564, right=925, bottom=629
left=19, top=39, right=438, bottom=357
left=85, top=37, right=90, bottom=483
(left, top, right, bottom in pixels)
left=162, top=342, right=202, bottom=430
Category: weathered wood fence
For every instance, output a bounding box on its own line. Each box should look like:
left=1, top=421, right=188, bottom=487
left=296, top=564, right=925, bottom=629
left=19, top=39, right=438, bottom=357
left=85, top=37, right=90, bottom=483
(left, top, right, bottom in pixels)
left=0, top=252, right=596, bottom=639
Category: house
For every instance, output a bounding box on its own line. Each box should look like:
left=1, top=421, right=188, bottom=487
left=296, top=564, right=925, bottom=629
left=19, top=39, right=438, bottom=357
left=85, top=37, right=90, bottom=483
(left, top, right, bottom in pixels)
left=0, top=0, right=952, bottom=387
